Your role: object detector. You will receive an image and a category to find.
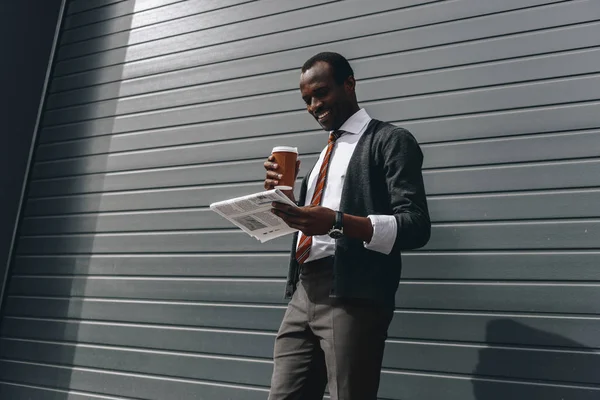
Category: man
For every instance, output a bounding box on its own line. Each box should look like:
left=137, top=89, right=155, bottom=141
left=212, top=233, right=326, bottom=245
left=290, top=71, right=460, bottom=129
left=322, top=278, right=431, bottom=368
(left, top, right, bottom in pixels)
left=264, top=52, right=431, bottom=399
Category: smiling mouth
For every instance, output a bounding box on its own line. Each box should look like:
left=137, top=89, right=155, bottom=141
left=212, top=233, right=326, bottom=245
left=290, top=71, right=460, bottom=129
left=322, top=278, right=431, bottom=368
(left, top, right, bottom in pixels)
left=317, top=110, right=331, bottom=121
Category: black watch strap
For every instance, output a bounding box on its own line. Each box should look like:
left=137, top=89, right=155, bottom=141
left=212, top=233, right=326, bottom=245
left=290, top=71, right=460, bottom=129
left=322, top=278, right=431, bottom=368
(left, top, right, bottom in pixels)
left=334, top=211, right=343, bottom=230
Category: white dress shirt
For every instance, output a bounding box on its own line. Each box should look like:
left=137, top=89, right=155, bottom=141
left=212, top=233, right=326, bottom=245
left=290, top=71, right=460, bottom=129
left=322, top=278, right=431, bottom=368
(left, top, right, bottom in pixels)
left=297, top=108, right=398, bottom=263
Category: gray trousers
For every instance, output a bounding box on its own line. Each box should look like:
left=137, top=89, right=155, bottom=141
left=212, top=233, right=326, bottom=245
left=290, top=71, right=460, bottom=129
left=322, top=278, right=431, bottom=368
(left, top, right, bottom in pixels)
left=268, top=260, right=394, bottom=400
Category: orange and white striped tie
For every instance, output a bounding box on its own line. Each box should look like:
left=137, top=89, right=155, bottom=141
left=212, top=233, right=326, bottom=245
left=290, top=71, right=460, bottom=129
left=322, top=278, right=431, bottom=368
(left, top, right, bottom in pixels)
left=296, top=130, right=343, bottom=264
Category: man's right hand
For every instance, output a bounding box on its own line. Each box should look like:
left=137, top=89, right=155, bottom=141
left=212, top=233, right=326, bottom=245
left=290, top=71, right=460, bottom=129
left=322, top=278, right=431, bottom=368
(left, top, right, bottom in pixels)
left=263, top=154, right=301, bottom=202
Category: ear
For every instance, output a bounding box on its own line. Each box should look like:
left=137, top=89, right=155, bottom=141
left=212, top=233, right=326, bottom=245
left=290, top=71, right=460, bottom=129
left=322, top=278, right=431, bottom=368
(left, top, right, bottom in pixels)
left=344, top=75, right=356, bottom=94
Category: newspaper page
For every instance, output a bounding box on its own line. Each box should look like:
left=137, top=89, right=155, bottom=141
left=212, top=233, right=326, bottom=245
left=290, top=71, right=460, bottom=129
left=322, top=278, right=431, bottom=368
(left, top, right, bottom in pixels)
left=210, top=189, right=298, bottom=242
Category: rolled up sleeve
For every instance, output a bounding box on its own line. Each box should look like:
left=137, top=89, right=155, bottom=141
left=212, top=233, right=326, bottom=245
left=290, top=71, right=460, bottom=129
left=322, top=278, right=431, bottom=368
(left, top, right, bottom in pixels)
left=363, top=214, right=398, bottom=254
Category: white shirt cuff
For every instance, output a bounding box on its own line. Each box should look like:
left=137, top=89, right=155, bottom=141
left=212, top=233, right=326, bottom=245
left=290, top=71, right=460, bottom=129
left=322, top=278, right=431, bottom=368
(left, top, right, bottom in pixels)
left=363, top=214, right=398, bottom=255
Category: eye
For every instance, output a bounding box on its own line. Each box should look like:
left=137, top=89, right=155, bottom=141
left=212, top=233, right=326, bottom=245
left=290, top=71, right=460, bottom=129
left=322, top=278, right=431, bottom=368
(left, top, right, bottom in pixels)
left=314, top=88, right=328, bottom=97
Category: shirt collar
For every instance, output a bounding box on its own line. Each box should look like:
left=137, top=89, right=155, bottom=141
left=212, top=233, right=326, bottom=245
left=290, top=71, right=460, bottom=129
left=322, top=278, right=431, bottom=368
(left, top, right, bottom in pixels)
left=334, top=108, right=371, bottom=135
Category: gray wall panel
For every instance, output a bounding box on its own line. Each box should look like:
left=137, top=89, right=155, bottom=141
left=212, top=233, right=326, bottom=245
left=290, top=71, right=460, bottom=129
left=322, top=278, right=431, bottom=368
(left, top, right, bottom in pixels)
left=0, top=361, right=269, bottom=400
left=424, top=159, right=600, bottom=195
left=42, top=47, right=600, bottom=128
left=427, top=189, right=600, bottom=222
left=25, top=157, right=600, bottom=198
left=59, top=0, right=336, bottom=59
left=15, top=231, right=290, bottom=255
left=36, top=100, right=600, bottom=162
left=424, top=220, right=600, bottom=250
left=8, top=278, right=600, bottom=314
left=383, top=341, right=600, bottom=384
left=39, top=111, right=311, bottom=146
left=5, top=337, right=600, bottom=389
left=10, top=250, right=600, bottom=281
left=24, top=181, right=269, bottom=216
left=8, top=276, right=286, bottom=304
left=422, top=129, right=600, bottom=169
left=3, top=275, right=591, bottom=311
left=66, top=0, right=127, bottom=15
left=33, top=132, right=324, bottom=178
left=26, top=156, right=318, bottom=197
left=55, top=0, right=507, bottom=75
left=49, top=0, right=582, bottom=91
left=47, top=21, right=600, bottom=110
left=3, top=312, right=600, bottom=356
left=17, top=190, right=600, bottom=234
left=0, top=383, right=122, bottom=400
left=399, top=101, right=600, bottom=144
left=397, top=282, right=600, bottom=313
left=39, top=74, right=600, bottom=142
left=7, top=311, right=600, bottom=357
left=21, top=208, right=234, bottom=234
left=14, top=220, right=600, bottom=255
left=21, top=185, right=600, bottom=219
left=32, top=128, right=600, bottom=179
left=4, top=297, right=287, bottom=330
left=2, top=318, right=278, bottom=358
left=1, top=339, right=273, bottom=388
left=61, top=0, right=258, bottom=44
left=376, top=372, right=600, bottom=400
left=63, top=0, right=184, bottom=30
left=6, top=304, right=600, bottom=351
left=11, top=254, right=288, bottom=277
left=402, top=251, right=600, bottom=281
left=2, top=350, right=600, bottom=400
left=392, top=311, right=600, bottom=349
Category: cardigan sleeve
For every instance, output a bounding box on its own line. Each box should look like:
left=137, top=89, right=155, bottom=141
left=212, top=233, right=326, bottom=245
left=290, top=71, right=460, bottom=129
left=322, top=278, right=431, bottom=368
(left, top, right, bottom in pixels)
left=380, top=128, right=431, bottom=254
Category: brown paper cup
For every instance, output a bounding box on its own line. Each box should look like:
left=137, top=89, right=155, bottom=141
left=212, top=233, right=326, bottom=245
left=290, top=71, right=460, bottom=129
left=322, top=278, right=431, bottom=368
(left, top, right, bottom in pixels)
left=271, top=146, right=298, bottom=191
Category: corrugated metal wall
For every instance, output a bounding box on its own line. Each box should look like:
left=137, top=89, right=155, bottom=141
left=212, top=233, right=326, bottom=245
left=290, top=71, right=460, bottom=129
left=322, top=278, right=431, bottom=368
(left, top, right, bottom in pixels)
left=1, top=0, right=600, bottom=398
left=0, top=0, right=65, bottom=315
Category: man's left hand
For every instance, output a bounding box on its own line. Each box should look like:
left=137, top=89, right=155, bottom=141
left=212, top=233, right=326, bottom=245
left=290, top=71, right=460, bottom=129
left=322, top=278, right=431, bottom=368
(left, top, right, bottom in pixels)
left=271, top=202, right=335, bottom=236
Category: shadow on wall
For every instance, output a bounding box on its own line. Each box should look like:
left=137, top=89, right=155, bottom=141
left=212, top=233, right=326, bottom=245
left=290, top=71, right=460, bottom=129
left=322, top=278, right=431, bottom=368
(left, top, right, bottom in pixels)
left=473, top=319, right=598, bottom=400
left=0, top=0, right=134, bottom=397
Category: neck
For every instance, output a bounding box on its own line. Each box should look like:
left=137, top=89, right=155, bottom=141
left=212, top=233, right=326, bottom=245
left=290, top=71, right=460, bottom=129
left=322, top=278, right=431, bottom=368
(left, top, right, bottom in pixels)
left=336, top=104, right=361, bottom=129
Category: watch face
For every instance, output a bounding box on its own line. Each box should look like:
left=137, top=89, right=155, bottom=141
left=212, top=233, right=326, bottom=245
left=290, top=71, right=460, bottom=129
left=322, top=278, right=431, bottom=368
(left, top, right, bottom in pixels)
left=329, top=229, right=344, bottom=239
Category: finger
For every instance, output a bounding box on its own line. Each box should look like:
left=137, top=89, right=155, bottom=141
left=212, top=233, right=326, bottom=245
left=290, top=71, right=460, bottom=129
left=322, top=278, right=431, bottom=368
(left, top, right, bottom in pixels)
left=266, top=171, right=283, bottom=180
left=286, top=222, right=305, bottom=231
left=264, top=179, right=279, bottom=189
left=271, top=202, right=289, bottom=212
left=283, top=205, right=305, bottom=216
left=268, top=155, right=275, bottom=161
left=271, top=208, right=289, bottom=222
left=281, top=216, right=305, bottom=225
left=263, top=160, right=279, bottom=170
left=282, top=221, right=311, bottom=235
left=271, top=209, right=304, bottom=224
left=272, top=203, right=306, bottom=221
left=271, top=202, right=301, bottom=214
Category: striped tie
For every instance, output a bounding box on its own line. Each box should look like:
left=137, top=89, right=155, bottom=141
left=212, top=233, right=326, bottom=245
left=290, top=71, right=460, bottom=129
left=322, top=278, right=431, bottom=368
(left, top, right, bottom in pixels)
left=296, top=130, right=343, bottom=264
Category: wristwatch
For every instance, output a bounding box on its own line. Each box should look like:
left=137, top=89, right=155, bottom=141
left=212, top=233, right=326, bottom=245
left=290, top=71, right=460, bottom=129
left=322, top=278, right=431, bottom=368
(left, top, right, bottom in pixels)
left=327, top=211, right=344, bottom=239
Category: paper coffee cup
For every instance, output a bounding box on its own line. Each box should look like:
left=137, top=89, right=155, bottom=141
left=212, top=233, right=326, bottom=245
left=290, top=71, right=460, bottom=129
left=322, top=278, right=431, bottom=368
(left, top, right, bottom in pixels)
left=271, top=146, right=298, bottom=191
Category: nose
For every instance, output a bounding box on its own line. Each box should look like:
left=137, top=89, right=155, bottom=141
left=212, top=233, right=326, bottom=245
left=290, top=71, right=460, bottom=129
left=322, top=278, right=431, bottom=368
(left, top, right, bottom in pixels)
left=308, top=97, right=323, bottom=113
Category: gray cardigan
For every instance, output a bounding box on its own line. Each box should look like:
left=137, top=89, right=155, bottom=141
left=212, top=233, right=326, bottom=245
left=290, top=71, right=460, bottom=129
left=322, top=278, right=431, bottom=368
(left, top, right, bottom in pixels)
left=284, top=119, right=431, bottom=306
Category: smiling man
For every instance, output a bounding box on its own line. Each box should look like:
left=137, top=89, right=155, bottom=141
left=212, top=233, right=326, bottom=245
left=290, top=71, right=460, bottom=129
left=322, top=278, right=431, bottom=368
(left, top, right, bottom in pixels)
left=264, top=52, right=431, bottom=400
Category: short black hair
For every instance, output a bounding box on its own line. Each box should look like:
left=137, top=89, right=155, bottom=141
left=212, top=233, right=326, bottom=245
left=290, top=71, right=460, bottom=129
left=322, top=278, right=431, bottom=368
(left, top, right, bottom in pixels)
left=301, top=52, right=354, bottom=85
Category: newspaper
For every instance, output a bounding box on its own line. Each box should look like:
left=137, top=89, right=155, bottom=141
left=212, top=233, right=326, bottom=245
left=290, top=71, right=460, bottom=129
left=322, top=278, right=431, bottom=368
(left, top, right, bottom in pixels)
left=210, top=189, right=299, bottom=242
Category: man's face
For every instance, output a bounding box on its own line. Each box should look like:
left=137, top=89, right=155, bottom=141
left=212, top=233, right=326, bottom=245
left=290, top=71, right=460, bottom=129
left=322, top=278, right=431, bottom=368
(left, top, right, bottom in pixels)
left=299, top=61, right=356, bottom=131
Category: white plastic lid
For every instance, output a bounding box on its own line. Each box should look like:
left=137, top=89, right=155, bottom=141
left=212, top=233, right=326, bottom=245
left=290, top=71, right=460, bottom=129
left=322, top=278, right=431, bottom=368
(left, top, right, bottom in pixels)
left=272, top=146, right=298, bottom=153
